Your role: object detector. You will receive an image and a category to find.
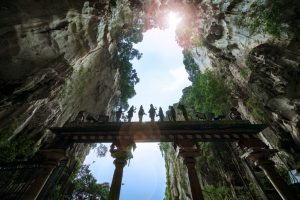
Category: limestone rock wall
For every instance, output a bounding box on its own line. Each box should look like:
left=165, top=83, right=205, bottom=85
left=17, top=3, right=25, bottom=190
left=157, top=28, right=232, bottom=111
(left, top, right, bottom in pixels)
left=1, top=0, right=300, bottom=198
left=0, top=0, right=141, bottom=158
left=153, top=0, right=300, bottom=199
left=164, top=0, right=300, bottom=164
left=191, top=0, right=300, bottom=167
left=160, top=142, right=272, bottom=200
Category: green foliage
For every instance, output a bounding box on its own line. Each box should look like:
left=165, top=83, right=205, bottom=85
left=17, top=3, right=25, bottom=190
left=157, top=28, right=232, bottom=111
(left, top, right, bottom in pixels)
left=246, top=96, right=266, bottom=122
left=183, top=50, right=200, bottom=81
left=0, top=119, right=19, bottom=144
left=239, top=66, right=251, bottom=78
left=277, top=167, right=291, bottom=185
left=245, top=57, right=255, bottom=70
left=196, top=142, right=215, bottom=170
left=159, top=142, right=173, bottom=200
left=0, top=119, right=35, bottom=162
left=236, top=0, right=299, bottom=37
left=50, top=160, right=81, bottom=200
left=51, top=185, right=70, bottom=200
left=159, top=142, right=169, bottom=158
left=198, top=142, right=210, bottom=155
left=192, top=36, right=204, bottom=47
left=72, top=165, right=109, bottom=200
left=217, top=62, right=225, bottom=69
left=94, top=143, right=108, bottom=158
left=69, top=161, right=81, bottom=182
left=181, top=69, right=231, bottom=115
left=203, top=184, right=252, bottom=200
left=164, top=161, right=172, bottom=200
left=203, top=185, right=231, bottom=200
left=0, top=134, right=35, bottom=163
left=116, top=27, right=142, bottom=108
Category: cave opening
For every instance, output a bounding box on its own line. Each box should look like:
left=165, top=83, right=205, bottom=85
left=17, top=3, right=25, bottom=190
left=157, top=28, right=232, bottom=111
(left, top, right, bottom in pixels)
left=84, top=11, right=190, bottom=199
left=1, top=0, right=300, bottom=199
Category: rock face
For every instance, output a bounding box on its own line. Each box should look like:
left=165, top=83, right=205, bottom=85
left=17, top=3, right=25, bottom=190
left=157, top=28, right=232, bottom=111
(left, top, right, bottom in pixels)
left=161, top=141, right=281, bottom=200
left=0, top=0, right=141, bottom=158
left=1, top=0, right=300, bottom=199
left=171, top=0, right=300, bottom=152
left=154, top=0, right=300, bottom=199
left=248, top=44, right=300, bottom=144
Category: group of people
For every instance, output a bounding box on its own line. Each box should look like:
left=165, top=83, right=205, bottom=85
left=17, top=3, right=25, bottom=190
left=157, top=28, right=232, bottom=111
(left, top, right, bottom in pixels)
left=115, top=103, right=189, bottom=123
left=115, top=104, right=242, bottom=122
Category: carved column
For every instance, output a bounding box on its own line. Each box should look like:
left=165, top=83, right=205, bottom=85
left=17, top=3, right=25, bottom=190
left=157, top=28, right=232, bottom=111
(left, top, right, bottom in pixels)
left=240, top=138, right=298, bottom=200
left=176, top=140, right=204, bottom=200
left=108, top=140, right=135, bottom=200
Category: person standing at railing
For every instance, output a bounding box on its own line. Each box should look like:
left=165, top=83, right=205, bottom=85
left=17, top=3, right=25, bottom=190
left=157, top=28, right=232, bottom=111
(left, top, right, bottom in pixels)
left=138, top=105, right=146, bottom=122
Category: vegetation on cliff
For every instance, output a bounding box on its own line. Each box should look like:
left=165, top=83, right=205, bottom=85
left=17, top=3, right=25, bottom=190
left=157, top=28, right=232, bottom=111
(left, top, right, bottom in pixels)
left=160, top=142, right=262, bottom=200
left=51, top=145, right=109, bottom=200
left=236, top=0, right=300, bottom=37
left=180, top=54, right=231, bottom=115
left=0, top=119, right=35, bottom=163
left=71, top=165, right=109, bottom=200
left=182, top=50, right=200, bottom=82
left=116, top=31, right=142, bottom=108
left=51, top=163, right=109, bottom=200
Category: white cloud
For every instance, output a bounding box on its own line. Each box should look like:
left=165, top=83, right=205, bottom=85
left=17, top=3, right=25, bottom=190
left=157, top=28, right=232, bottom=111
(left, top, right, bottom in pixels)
left=163, top=66, right=190, bottom=92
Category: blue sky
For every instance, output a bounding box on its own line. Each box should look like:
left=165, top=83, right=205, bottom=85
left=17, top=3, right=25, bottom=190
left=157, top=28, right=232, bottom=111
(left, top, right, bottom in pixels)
left=84, top=14, right=191, bottom=200
left=128, top=27, right=190, bottom=121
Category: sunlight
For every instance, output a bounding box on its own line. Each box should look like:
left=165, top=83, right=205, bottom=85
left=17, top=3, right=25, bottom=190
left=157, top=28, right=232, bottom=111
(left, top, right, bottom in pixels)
left=168, top=12, right=181, bottom=30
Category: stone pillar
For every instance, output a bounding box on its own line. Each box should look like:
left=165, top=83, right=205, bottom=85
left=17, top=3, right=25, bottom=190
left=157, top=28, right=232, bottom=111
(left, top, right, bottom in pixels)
left=176, top=140, right=204, bottom=200
left=242, top=147, right=298, bottom=200
left=22, top=149, right=66, bottom=200
left=108, top=140, right=135, bottom=200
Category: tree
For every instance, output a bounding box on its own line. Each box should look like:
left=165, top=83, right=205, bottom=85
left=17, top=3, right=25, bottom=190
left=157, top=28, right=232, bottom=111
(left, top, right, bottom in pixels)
left=116, top=34, right=142, bottom=108
left=0, top=134, right=34, bottom=163
left=182, top=50, right=200, bottom=81
left=181, top=70, right=231, bottom=115
left=94, top=144, right=108, bottom=158
left=72, top=165, right=109, bottom=200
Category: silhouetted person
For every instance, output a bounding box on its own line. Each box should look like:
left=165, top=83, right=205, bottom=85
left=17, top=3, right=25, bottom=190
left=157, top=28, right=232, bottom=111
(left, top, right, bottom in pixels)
left=229, top=107, right=242, bottom=120
left=148, top=104, right=157, bottom=122
left=116, top=107, right=123, bottom=122
left=127, top=106, right=136, bottom=122
left=168, top=106, right=176, bottom=122
left=157, top=107, right=164, bottom=122
left=138, top=105, right=146, bottom=122
left=178, top=103, right=188, bottom=121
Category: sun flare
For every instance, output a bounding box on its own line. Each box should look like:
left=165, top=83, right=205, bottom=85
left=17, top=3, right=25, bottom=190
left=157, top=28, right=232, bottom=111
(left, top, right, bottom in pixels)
left=168, top=12, right=181, bottom=30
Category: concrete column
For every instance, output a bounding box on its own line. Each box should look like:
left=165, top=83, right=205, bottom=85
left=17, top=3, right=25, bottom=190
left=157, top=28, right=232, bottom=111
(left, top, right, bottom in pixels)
left=109, top=156, right=127, bottom=200
left=242, top=148, right=298, bottom=200
left=176, top=140, right=204, bottom=200
left=108, top=140, right=135, bottom=200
